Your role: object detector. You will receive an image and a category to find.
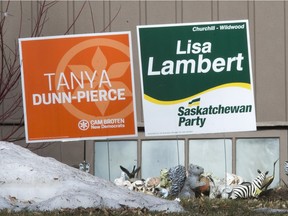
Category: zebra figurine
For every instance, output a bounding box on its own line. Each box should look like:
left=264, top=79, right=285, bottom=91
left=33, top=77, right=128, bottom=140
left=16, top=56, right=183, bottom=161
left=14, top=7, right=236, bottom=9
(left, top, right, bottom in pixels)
left=284, top=161, right=288, bottom=176
left=229, top=169, right=269, bottom=199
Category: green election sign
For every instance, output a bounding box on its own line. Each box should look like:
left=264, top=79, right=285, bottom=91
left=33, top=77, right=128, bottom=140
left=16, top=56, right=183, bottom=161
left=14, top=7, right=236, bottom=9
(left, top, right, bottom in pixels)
left=137, top=20, right=256, bottom=136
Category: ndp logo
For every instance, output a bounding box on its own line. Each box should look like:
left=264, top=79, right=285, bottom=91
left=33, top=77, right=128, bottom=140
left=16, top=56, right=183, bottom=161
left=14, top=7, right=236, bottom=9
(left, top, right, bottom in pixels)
left=78, top=120, right=90, bottom=131
left=55, top=35, right=133, bottom=122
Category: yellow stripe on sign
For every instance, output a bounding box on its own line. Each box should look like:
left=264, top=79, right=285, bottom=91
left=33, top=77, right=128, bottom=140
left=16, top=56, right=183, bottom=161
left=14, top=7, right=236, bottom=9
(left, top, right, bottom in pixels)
left=144, top=83, right=251, bottom=105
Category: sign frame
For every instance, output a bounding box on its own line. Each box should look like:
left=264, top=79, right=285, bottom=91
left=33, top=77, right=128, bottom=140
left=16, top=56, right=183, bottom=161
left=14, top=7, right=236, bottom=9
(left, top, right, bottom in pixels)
left=19, top=32, right=137, bottom=143
left=137, top=20, right=256, bottom=136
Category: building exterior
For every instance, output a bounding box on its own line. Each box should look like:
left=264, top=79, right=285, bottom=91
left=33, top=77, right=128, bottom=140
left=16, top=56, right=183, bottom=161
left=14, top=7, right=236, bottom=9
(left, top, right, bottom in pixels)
left=1, top=1, right=288, bottom=187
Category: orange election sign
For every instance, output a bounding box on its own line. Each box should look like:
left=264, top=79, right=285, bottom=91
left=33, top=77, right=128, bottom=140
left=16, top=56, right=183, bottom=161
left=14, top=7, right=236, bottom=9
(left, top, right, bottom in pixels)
left=19, top=32, right=137, bottom=143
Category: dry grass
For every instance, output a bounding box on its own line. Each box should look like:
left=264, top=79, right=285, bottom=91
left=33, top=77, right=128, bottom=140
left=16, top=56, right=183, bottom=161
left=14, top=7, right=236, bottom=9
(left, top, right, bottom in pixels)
left=1, top=187, right=288, bottom=216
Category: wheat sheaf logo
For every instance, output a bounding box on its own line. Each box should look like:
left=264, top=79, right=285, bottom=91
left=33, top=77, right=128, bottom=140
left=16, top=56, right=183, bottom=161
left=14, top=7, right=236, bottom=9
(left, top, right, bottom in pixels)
left=188, top=98, right=201, bottom=107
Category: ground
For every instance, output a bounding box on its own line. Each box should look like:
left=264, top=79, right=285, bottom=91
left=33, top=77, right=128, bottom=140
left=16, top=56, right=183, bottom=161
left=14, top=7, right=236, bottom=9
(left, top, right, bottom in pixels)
left=1, top=141, right=287, bottom=215
left=1, top=186, right=288, bottom=216
left=259, top=186, right=288, bottom=202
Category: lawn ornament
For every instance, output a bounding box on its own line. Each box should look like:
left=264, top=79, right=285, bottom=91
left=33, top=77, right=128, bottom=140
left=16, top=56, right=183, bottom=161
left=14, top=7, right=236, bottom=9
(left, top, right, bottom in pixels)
left=229, top=169, right=269, bottom=199
left=261, top=159, right=279, bottom=191
left=178, top=164, right=206, bottom=199
left=168, top=165, right=186, bottom=197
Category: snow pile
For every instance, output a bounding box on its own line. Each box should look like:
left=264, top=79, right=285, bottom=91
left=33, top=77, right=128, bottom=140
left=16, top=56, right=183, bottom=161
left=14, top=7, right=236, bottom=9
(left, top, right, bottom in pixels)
left=0, top=141, right=184, bottom=212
